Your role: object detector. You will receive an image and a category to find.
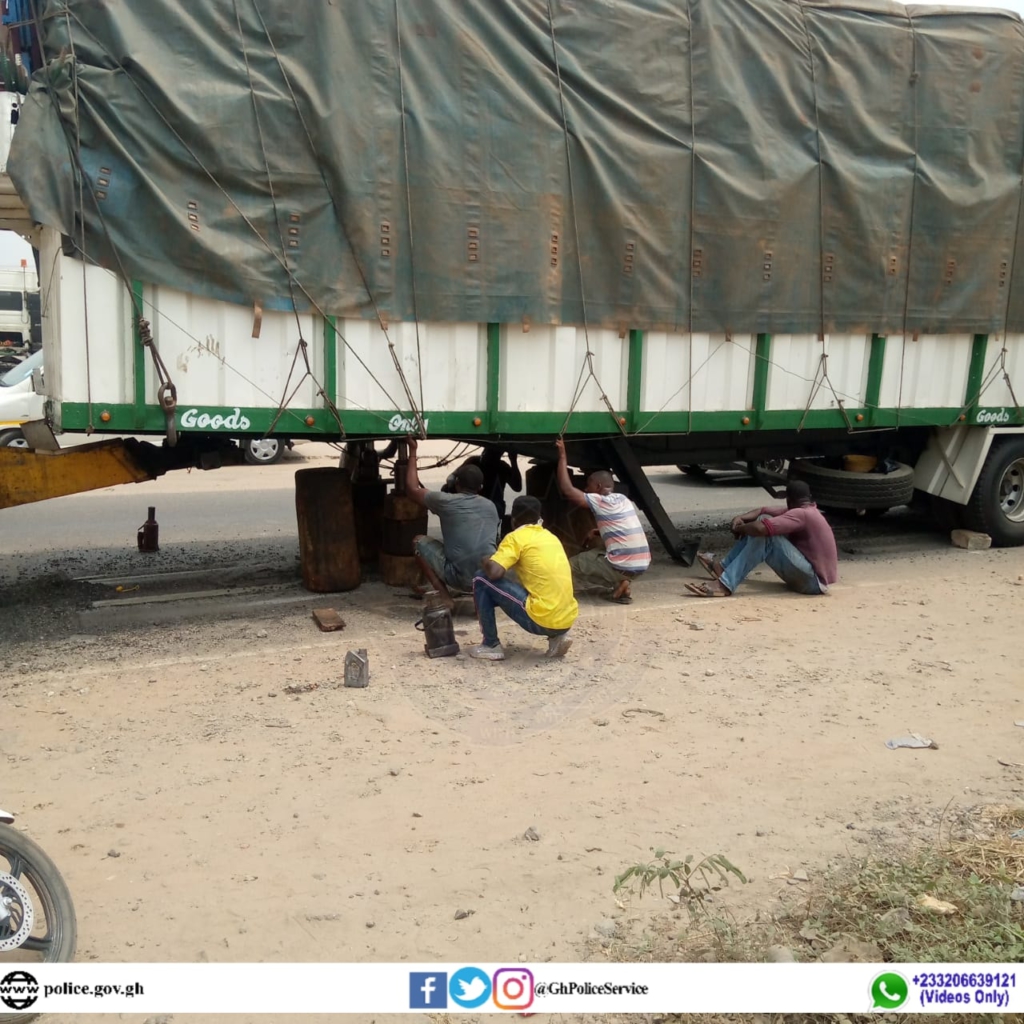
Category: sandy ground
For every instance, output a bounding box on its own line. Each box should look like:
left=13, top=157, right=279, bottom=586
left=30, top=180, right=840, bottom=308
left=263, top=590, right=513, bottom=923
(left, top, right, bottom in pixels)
left=2, top=470, right=1023, bottom=1023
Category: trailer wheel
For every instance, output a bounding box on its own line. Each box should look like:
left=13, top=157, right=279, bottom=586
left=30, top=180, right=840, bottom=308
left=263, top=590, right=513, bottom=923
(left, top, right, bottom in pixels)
left=961, top=437, right=1024, bottom=546
left=787, top=460, right=915, bottom=510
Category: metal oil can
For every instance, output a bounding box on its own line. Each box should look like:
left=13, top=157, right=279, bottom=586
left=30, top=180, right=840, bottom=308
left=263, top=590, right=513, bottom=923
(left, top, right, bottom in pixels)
left=415, top=590, right=460, bottom=658
left=344, top=649, right=370, bottom=687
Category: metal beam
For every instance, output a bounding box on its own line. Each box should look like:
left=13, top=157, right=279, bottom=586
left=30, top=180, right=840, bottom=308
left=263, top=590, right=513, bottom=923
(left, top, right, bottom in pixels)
left=0, top=439, right=163, bottom=509
left=599, top=436, right=700, bottom=566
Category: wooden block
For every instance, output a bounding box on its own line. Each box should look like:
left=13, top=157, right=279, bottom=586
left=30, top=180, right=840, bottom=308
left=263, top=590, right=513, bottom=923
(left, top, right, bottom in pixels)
left=380, top=550, right=423, bottom=587
left=950, top=529, right=991, bottom=551
left=312, top=607, right=346, bottom=632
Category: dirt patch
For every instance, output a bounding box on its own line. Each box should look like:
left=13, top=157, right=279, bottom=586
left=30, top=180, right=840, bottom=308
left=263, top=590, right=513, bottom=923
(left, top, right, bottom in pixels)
left=583, top=805, right=1024, bottom=1024
left=3, top=537, right=1023, bottom=1024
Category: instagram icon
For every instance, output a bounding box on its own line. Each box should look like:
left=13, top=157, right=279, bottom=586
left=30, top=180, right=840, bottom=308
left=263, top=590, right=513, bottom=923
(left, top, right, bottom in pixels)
left=493, top=968, right=534, bottom=1010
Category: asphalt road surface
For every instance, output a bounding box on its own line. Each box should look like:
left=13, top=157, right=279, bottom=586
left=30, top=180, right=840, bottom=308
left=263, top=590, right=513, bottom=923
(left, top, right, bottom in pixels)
left=0, top=440, right=949, bottom=639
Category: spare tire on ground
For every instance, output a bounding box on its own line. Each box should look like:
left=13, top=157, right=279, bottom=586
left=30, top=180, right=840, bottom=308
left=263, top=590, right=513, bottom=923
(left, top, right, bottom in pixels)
left=787, top=460, right=915, bottom=510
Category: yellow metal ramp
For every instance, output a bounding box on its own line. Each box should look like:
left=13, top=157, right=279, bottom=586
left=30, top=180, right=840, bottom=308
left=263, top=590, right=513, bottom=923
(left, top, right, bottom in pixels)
left=0, top=438, right=162, bottom=509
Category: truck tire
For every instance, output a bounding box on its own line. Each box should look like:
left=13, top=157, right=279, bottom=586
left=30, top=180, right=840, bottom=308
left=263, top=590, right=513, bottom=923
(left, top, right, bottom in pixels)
left=243, top=437, right=286, bottom=465
left=961, top=436, right=1024, bottom=546
left=787, top=460, right=915, bottom=510
left=0, top=428, right=29, bottom=448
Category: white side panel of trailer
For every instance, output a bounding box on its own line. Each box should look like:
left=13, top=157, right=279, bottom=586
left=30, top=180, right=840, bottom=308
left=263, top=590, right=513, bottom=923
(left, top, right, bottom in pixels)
left=147, top=287, right=322, bottom=409
left=500, top=325, right=627, bottom=413
left=641, top=333, right=753, bottom=413
left=44, top=248, right=134, bottom=409
left=336, top=319, right=485, bottom=413
left=641, top=331, right=691, bottom=413
left=877, top=334, right=972, bottom=409
left=765, top=334, right=870, bottom=411
left=689, top=334, right=754, bottom=412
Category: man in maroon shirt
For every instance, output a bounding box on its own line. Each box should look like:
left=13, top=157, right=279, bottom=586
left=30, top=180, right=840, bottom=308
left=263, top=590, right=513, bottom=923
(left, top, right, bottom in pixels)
left=684, top=480, right=838, bottom=597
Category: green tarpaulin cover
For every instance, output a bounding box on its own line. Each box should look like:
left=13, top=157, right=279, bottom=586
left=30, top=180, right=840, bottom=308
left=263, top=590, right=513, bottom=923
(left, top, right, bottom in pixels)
left=8, top=0, right=1024, bottom=334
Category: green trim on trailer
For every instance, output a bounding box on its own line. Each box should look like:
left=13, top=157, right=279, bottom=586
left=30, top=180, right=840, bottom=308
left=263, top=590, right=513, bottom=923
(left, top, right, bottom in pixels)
left=751, top=333, right=771, bottom=427
left=626, top=329, right=643, bottom=432
left=324, top=316, right=338, bottom=409
left=131, top=280, right=146, bottom=426
left=964, top=333, right=989, bottom=411
left=864, top=334, right=887, bottom=425
left=486, top=322, right=500, bottom=431
left=60, top=401, right=975, bottom=439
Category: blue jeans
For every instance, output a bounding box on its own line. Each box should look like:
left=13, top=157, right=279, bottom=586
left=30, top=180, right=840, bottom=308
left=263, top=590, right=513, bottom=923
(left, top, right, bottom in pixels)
left=719, top=522, right=823, bottom=596
left=472, top=573, right=569, bottom=648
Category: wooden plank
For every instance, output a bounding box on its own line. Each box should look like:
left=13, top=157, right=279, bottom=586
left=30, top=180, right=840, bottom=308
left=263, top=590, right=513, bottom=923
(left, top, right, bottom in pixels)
left=312, top=608, right=347, bottom=632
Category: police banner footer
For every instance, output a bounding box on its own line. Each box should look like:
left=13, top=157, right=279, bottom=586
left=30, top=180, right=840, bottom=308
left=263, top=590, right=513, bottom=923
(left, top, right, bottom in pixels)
left=0, top=963, right=1019, bottom=1013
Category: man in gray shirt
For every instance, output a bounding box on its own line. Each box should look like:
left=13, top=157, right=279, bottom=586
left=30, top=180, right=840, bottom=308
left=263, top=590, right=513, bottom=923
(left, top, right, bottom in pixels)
left=406, top=438, right=499, bottom=602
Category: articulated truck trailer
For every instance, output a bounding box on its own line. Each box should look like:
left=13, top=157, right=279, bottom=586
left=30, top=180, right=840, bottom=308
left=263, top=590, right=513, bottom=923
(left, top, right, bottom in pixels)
left=1, top=0, right=1023, bottom=556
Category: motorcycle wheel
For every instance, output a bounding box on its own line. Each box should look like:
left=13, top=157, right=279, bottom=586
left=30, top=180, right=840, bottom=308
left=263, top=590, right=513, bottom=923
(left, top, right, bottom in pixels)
left=0, top=825, right=77, bottom=1023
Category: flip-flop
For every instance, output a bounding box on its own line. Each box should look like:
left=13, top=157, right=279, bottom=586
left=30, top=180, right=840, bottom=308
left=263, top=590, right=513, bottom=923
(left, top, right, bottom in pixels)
left=603, top=592, right=633, bottom=605
left=696, top=552, right=722, bottom=580
left=684, top=581, right=728, bottom=598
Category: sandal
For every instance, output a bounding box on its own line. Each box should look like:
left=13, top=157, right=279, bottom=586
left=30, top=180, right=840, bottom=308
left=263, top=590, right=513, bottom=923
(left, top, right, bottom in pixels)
left=697, top=552, right=723, bottom=580
left=684, top=581, right=730, bottom=598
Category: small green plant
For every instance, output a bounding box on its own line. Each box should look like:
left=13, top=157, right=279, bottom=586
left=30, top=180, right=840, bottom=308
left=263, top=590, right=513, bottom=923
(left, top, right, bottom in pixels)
left=614, top=849, right=747, bottom=909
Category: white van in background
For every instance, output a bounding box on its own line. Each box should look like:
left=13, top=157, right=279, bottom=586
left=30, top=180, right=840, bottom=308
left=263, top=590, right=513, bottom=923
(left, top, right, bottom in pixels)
left=0, top=346, right=43, bottom=446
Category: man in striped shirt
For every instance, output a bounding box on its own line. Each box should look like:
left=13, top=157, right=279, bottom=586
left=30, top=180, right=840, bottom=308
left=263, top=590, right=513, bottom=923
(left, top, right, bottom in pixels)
left=555, top=439, right=651, bottom=604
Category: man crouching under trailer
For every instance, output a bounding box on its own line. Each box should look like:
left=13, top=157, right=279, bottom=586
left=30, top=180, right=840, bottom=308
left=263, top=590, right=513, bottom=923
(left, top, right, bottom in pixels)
left=406, top=438, right=499, bottom=605
left=554, top=439, right=651, bottom=604
left=469, top=496, right=578, bottom=661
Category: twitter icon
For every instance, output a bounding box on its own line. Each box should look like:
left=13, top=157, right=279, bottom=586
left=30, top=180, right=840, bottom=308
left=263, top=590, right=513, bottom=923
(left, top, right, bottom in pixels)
left=449, top=966, right=492, bottom=1009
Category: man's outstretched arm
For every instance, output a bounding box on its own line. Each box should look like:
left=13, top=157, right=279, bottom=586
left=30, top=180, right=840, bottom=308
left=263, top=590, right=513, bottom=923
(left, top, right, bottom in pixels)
left=405, top=438, right=428, bottom=506
left=554, top=438, right=589, bottom=508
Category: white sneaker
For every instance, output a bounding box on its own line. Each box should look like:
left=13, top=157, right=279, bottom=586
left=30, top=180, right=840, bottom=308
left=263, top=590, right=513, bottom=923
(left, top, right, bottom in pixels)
left=546, top=632, right=573, bottom=658
left=468, top=643, right=505, bottom=661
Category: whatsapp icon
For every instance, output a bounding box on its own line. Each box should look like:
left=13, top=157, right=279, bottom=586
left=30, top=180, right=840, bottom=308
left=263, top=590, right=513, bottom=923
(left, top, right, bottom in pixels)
left=871, top=972, right=908, bottom=1009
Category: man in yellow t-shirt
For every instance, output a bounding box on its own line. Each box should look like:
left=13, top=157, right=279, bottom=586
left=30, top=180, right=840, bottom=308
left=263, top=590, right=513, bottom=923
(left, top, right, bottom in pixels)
left=469, top=495, right=579, bottom=661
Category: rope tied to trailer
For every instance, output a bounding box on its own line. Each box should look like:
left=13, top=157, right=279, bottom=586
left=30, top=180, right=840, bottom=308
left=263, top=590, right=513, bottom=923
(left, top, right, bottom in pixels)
left=28, top=1, right=184, bottom=446
left=250, top=0, right=426, bottom=439
left=545, top=0, right=626, bottom=440
left=56, top=2, right=422, bottom=441
left=137, top=317, right=178, bottom=446
left=394, top=0, right=427, bottom=424
left=1002, top=347, right=1023, bottom=420
left=231, top=0, right=345, bottom=440
left=948, top=344, right=1024, bottom=427
left=264, top=334, right=347, bottom=439
left=797, top=350, right=854, bottom=433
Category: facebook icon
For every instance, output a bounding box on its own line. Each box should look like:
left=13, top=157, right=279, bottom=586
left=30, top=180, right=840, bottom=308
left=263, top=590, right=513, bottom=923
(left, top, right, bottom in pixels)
left=409, top=972, right=448, bottom=1009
